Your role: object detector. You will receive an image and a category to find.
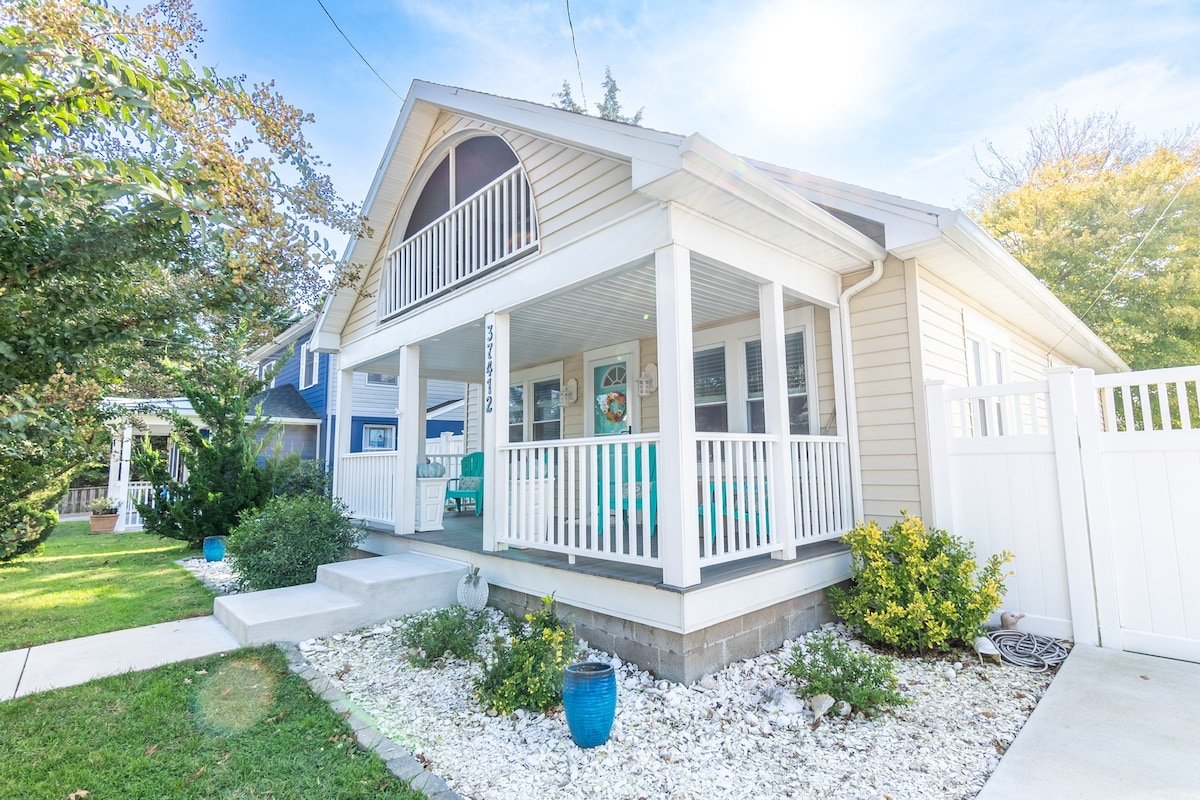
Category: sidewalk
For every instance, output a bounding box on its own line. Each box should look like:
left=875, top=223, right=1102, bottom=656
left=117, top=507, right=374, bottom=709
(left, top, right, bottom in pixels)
left=977, top=644, right=1200, bottom=799
left=0, top=616, right=239, bottom=700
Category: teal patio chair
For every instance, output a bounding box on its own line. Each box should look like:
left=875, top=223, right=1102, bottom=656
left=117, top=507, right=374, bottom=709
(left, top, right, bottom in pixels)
left=597, top=444, right=657, bottom=535
left=446, top=452, right=484, bottom=515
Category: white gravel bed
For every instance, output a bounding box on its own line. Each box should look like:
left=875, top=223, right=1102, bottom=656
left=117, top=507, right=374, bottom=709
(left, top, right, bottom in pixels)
left=301, top=613, right=1055, bottom=800
left=176, top=556, right=242, bottom=595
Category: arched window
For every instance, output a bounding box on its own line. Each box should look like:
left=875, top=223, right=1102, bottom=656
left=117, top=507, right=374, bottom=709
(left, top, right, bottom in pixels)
left=404, top=136, right=520, bottom=239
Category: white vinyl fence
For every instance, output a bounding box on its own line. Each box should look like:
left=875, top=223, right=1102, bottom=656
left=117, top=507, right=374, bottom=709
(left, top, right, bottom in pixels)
left=928, top=366, right=1200, bottom=663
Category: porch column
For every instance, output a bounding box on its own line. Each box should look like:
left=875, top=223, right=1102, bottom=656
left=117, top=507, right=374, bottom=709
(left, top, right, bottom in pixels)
left=759, top=282, right=798, bottom=560
left=106, top=424, right=132, bottom=532
left=656, top=244, right=701, bottom=588
left=394, top=345, right=421, bottom=535
left=332, top=365, right=355, bottom=502
left=417, top=378, right=429, bottom=462
left=482, top=312, right=510, bottom=552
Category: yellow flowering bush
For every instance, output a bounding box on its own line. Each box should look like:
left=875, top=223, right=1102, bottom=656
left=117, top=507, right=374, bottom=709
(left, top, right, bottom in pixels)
left=828, top=514, right=1012, bottom=652
left=476, top=596, right=577, bottom=715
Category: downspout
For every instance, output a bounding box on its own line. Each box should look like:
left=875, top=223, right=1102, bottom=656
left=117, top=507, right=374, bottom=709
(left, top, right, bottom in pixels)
left=839, top=259, right=885, bottom=520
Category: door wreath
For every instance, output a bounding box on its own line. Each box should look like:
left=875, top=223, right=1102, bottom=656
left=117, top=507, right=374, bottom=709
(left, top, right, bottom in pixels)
left=601, top=391, right=627, bottom=424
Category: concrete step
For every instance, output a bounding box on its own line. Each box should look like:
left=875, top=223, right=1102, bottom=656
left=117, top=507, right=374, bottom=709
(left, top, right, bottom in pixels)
left=214, top=553, right=468, bottom=646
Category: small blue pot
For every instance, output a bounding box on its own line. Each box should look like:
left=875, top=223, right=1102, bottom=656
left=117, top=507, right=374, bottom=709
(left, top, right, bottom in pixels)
left=562, top=661, right=616, bottom=748
left=203, top=536, right=227, bottom=562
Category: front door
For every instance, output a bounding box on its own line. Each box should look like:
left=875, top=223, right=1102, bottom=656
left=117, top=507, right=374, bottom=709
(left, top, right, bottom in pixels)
left=592, top=361, right=631, bottom=436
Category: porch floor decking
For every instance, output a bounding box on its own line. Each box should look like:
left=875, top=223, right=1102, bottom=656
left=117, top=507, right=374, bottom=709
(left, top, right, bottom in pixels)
left=404, top=512, right=849, bottom=591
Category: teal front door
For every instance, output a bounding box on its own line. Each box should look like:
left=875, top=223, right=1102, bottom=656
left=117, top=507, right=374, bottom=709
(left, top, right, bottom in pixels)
left=593, top=362, right=630, bottom=436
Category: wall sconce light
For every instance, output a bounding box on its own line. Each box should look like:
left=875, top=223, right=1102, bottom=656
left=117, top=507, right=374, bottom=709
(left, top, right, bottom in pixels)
left=636, top=363, right=658, bottom=397
left=559, top=377, right=579, bottom=407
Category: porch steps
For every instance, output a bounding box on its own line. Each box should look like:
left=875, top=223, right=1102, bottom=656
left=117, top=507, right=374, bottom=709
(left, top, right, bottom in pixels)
left=214, top=553, right=468, bottom=645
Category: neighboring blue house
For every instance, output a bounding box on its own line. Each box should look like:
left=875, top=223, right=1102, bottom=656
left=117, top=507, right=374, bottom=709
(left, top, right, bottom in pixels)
left=250, top=315, right=465, bottom=462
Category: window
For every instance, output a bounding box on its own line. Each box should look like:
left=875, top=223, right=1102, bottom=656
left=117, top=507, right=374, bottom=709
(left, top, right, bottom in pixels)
left=366, top=372, right=398, bottom=386
left=745, top=331, right=809, bottom=434
left=299, top=343, right=319, bottom=390
left=362, top=424, right=396, bottom=451
left=693, top=346, right=728, bottom=432
left=964, top=311, right=1011, bottom=436
left=508, top=364, right=563, bottom=443
left=403, top=135, right=519, bottom=240
left=260, top=360, right=276, bottom=388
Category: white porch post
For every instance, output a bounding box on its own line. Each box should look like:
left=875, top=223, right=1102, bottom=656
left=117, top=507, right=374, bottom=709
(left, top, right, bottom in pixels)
left=656, top=244, right=701, bottom=588
left=107, top=424, right=132, bottom=532
left=332, top=366, right=354, bottom=503
left=759, top=282, right=798, bottom=560
left=417, top=379, right=429, bottom=463
left=482, top=313, right=510, bottom=552
left=394, top=345, right=421, bottom=535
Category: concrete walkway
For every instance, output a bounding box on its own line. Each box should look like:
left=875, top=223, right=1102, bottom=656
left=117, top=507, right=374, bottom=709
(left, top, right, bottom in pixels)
left=977, top=644, right=1200, bottom=799
left=0, top=616, right=239, bottom=700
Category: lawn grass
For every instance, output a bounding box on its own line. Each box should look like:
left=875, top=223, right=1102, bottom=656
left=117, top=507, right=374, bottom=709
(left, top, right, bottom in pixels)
left=0, top=646, right=423, bottom=800
left=0, top=521, right=216, bottom=651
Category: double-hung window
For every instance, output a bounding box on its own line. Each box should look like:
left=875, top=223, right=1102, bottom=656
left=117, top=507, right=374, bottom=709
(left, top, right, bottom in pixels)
left=693, top=347, right=729, bottom=432
left=744, top=331, right=809, bottom=434
left=964, top=311, right=1010, bottom=436
left=299, top=343, right=319, bottom=389
left=508, top=365, right=562, bottom=443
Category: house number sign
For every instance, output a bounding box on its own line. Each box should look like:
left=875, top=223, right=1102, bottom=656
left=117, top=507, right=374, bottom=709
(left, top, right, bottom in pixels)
left=484, top=323, right=494, bottom=414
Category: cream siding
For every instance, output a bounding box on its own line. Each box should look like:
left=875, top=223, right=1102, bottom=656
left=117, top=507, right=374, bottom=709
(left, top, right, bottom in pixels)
left=340, top=113, right=651, bottom=348
left=846, top=257, right=923, bottom=521
left=813, top=307, right=837, bottom=435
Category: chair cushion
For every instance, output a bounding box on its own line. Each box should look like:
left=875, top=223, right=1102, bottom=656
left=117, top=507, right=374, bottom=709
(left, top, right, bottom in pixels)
left=456, top=477, right=481, bottom=491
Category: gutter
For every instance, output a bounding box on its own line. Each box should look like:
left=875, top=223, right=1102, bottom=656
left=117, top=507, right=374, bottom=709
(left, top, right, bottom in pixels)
left=838, top=258, right=885, bottom=520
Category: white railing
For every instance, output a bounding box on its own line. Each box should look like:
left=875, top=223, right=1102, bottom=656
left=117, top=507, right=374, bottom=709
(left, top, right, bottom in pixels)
left=426, top=452, right=466, bottom=482
left=499, top=436, right=661, bottom=568
left=1096, top=365, right=1200, bottom=433
left=337, top=452, right=397, bottom=524
left=791, top=436, right=852, bottom=542
left=124, top=481, right=154, bottom=530
left=696, top=435, right=778, bottom=564
left=379, top=165, right=538, bottom=319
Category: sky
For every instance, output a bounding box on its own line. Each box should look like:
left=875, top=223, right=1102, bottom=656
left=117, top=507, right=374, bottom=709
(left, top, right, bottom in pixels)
left=187, top=0, right=1200, bottom=251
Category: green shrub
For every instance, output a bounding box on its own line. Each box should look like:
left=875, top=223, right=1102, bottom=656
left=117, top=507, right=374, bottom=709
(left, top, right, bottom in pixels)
left=267, top=454, right=330, bottom=498
left=829, top=513, right=1011, bottom=652
left=400, top=606, right=489, bottom=667
left=785, top=635, right=907, bottom=714
left=227, top=494, right=365, bottom=591
left=476, top=596, right=577, bottom=715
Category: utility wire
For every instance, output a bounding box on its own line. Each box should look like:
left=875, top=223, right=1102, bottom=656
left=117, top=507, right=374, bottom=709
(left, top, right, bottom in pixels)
left=564, top=0, right=587, bottom=108
left=315, top=0, right=404, bottom=100
left=1048, top=164, right=1199, bottom=356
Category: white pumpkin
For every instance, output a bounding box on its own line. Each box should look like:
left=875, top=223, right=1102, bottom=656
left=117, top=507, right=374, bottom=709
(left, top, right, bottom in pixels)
left=457, top=566, right=489, bottom=611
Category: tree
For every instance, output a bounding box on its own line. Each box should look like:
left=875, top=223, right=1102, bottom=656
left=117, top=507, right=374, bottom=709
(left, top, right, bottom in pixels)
left=132, top=330, right=276, bottom=548
left=971, top=111, right=1200, bottom=370
left=0, top=0, right=363, bottom=557
left=553, top=67, right=643, bottom=125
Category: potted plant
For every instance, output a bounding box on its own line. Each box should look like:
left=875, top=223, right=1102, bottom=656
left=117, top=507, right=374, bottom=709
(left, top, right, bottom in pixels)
left=87, top=497, right=122, bottom=534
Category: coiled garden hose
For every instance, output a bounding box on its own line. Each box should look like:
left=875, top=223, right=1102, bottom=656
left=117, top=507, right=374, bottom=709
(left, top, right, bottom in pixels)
left=987, top=630, right=1070, bottom=672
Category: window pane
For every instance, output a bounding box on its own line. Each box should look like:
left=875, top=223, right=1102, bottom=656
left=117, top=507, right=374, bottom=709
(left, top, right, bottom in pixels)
left=747, top=399, right=766, bottom=434
left=366, top=372, right=397, bottom=385
left=693, top=347, right=726, bottom=403
left=404, top=155, right=451, bottom=239
left=532, top=380, right=560, bottom=423
left=745, top=340, right=764, bottom=400
left=789, top=395, right=810, bottom=434
left=454, top=136, right=518, bottom=201
left=509, top=424, right=524, bottom=443
left=695, top=403, right=729, bottom=433
left=785, top=331, right=806, bottom=394
left=508, top=386, right=524, bottom=426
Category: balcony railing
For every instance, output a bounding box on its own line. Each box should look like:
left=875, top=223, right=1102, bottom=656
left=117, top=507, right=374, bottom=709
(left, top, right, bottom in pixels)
left=337, top=452, right=397, bottom=525
left=379, top=164, right=538, bottom=320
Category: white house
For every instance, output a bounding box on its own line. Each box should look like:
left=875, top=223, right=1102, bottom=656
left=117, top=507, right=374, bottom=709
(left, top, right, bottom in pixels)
left=312, top=81, right=1125, bottom=681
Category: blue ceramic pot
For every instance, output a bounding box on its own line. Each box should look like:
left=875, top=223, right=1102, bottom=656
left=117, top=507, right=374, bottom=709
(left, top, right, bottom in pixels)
left=203, top=535, right=227, bottom=562
left=562, top=661, right=616, bottom=748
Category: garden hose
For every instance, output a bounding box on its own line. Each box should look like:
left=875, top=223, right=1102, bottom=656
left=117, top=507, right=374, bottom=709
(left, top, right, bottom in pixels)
left=987, top=630, right=1070, bottom=672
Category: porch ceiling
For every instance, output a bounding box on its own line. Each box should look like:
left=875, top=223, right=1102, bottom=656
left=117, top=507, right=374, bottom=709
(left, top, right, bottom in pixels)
left=359, top=257, right=815, bottom=380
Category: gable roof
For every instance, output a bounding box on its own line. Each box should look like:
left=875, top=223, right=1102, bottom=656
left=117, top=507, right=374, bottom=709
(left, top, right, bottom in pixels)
left=248, top=384, right=321, bottom=423
left=313, top=80, right=886, bottom=352
left=753, top=162, right=1127, bottom=372
left=249, top=313, right=317, bottom=366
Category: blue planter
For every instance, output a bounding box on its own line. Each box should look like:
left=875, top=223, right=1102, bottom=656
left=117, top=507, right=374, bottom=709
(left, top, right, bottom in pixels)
left=562, top=661, right=616, bottom=748
left=203, top=536, right=227, bottom=562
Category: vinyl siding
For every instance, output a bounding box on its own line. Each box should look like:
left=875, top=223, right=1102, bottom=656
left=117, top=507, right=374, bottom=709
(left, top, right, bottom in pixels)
left=846, top=257, right=922, bottom=521
left=341, top=113, right=651, bottom=346
left=813, top=306, right=836, bottom=435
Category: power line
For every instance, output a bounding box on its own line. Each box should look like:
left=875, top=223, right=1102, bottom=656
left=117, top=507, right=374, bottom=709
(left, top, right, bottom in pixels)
left=1048, top=163, right=1200, bottom=357
left=564, top=0, right=587, bottom=108
left=314, top=0, right=403, bottom=101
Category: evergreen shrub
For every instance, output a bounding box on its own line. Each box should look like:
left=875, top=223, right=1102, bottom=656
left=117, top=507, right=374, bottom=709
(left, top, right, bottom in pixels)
left=785, top=635, right=907, bottom=714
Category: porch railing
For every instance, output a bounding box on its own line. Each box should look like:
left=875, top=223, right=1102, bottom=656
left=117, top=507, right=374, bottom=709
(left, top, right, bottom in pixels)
left=337, top=452, right=397, bottom=524
left=124, top=481, right=154, bottom=530
left=790, top=436, right=852, bottom=542
left=696, top=434, right=779, bottom=565
left=499, top=435, right=661, bottom=568
left=379, top=164, right=538, bottom=320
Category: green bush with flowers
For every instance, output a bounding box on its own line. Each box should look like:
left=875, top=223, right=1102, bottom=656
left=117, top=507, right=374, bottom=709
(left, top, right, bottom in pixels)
left=829, top=513, right=1011, bottom=652
left=476, top=595, right=576, bottom=715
